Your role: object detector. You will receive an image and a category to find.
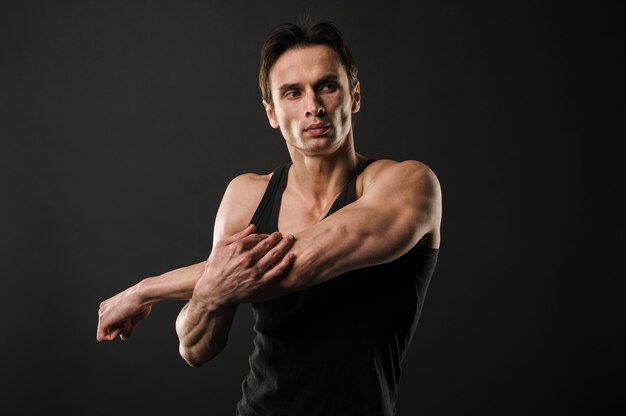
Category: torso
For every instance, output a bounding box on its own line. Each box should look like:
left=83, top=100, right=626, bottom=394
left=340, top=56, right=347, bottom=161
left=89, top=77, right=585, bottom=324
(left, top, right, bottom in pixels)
left=235, top=156, right=441, bottom=416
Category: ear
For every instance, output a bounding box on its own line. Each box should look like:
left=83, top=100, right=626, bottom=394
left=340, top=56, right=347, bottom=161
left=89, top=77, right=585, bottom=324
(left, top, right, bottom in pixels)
left=262, top=99, right=280, bottom=129
left=351, top=81, right=361, bottom=114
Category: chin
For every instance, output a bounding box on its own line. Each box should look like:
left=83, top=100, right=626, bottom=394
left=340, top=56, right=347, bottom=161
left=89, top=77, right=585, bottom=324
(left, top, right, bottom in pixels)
left=305, top=140, right=345, bottom=156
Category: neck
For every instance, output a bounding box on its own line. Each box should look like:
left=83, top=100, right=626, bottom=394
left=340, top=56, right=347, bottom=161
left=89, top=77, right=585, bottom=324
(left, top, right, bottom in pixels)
left=286, top=136, right=362, bottom=204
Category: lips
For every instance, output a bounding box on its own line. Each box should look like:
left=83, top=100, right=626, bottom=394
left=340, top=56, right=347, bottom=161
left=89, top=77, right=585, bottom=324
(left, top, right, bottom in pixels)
left=304, top=123, right=331, bottom=136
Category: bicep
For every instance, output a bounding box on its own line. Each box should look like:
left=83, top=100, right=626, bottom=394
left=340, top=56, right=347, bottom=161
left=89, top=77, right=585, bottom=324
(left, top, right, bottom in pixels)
left=212, top=173, right=268, bottom=245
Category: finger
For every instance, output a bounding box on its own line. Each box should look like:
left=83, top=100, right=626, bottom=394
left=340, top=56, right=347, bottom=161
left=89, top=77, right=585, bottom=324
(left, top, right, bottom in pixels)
left=256, top=235, right=295, bottom=271
left=107, top=328, right=121, bottom=341
left=217, top=224, right=256, bottom=246
left=226, top=233, right=272, bottom=257
left=119, top=320, right=133, bottom=341
left=96, top=320, right=111, bottom=341
left=235, top=233, right=271, bottom=252
left=259, top=253, right=295, bottom=283
left=98, top=326, right=121, bottom=342
left=246, top=231, right=285, bottom=263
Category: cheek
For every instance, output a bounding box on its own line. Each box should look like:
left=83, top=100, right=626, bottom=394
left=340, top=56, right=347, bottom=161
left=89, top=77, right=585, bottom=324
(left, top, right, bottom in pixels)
left=277, top=115, right=298, bottom=132
left=275, top=105, right=298, bottom=122
left=329, top=94, right=351, bottom=120
left=275, top=113, right=300, bottom=137
left=335, top=101, right=352, bottom=125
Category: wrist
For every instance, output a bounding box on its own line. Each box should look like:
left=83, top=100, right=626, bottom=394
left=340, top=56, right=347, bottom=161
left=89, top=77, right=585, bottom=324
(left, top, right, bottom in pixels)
left=134, top=277, right=157, bottom=305
left=191, top=268, right=232, bottom=308
left=188, top=296, right=224, bottom=314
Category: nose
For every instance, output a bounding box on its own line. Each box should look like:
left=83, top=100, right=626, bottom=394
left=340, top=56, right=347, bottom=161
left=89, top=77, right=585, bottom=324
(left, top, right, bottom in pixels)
left=304, top=90, right=324, bottom=118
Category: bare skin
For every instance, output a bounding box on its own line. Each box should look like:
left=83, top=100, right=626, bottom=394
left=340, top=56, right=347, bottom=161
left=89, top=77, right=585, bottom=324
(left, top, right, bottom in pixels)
left=96, top=223, right=293, bottom=343
left=96, top=45, right=442, bottom=369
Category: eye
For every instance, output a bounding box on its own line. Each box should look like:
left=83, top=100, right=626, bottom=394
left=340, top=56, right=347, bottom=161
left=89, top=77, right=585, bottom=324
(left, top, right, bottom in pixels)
left=285, top=90, right=301, bottom=98
left=320, top=82, right=337, bottom=92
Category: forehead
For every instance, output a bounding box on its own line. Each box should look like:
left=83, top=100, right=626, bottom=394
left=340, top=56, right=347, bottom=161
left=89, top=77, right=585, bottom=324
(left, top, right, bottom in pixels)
left=269, top=44, right=347, bottom=89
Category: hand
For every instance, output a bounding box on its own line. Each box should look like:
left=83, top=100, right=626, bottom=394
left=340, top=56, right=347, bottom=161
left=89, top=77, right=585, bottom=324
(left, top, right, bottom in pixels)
left=96, top=285, right=152, bottom=342
left=193, top=224, right=295, bottom=306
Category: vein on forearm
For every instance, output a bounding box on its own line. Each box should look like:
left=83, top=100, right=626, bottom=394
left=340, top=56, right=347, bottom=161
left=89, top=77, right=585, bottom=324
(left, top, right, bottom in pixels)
left=176, top=299, right=237, bottom=365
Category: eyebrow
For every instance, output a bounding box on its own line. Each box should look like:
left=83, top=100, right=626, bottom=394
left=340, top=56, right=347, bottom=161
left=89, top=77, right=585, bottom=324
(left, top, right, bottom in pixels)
left=277, top=74, right=340, bottom=93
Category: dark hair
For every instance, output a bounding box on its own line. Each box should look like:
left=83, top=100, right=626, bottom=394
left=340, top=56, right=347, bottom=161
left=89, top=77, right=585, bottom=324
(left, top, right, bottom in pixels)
left=259, top=21, right=358, bottom=105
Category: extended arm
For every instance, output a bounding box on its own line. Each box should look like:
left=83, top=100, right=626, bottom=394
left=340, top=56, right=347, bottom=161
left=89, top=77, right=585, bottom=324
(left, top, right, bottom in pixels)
left=96, top=261, right=206, bottom=342
left=96, top=174, right=286, bottom=344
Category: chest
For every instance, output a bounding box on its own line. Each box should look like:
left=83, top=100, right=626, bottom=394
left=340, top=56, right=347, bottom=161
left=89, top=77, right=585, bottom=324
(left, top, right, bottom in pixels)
left=276, top=195, right=327, bottom=235
left=276, top=176, right=364, bottom=235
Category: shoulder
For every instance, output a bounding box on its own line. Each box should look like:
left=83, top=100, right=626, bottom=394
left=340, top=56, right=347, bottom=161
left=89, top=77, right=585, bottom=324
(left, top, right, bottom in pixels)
left=223, top=172, right=272, bottom=200
left=361, top=158, right=440, bottom=195
left=212, top=170, right=274, bottom=243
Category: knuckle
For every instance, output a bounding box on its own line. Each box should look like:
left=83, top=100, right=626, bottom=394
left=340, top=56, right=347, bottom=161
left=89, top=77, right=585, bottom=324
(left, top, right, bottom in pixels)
left=239, top=254, right=253, bottom=267
left=249, top=267, right=261, bottom=280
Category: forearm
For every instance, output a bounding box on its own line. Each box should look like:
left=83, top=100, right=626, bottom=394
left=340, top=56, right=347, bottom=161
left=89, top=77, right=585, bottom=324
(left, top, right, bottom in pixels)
left=241, top=205, right=417, bottom=303
left=136, top=261, right=206, bottom=304
left=281, top=206, right=410, bottom=290
left=175, top=298, right=237, bottom=367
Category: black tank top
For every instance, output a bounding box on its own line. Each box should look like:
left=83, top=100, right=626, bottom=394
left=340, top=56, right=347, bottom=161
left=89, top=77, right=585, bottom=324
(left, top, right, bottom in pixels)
left=236, top=159, right=439, bottom=416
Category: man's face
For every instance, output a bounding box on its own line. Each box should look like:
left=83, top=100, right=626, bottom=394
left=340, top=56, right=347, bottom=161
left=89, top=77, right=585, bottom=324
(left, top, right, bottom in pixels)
left=263, top=45, right=360, bottom=155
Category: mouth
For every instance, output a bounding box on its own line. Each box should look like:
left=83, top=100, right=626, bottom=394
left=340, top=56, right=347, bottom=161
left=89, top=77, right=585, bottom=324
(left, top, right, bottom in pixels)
left=304, top=123, right=331, bottom=137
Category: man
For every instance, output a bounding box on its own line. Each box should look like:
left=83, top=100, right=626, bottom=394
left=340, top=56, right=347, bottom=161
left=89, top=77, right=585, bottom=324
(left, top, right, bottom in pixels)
left=97, top=20, right=441, bottom=415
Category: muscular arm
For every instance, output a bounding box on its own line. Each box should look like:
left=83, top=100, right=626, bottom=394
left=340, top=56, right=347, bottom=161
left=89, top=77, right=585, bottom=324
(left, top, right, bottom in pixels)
left=175, top=175, right=294, bottom=367
left=245, top=160, right=442, bottom=301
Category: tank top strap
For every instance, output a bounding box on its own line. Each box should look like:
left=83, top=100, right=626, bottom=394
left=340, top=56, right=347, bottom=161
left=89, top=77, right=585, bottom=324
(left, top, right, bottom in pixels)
left=344, top=157, right=377, bottom=203
left=250, top=158, right=376, bottom=230
left=249, top=163, right=291, bottom=233
left=325, top=158, right=377, bottom=217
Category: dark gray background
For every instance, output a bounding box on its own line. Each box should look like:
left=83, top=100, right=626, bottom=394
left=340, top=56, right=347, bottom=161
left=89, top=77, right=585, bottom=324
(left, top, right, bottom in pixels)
left=1, top=1, right=622, bottom=415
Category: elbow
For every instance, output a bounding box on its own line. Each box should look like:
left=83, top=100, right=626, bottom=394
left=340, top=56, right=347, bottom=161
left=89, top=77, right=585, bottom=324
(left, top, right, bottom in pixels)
left=180, top=347, right=204, bottom=368
left=179, top=344, right=218, bottom=368
left=179, top=340, right=226, bottom=368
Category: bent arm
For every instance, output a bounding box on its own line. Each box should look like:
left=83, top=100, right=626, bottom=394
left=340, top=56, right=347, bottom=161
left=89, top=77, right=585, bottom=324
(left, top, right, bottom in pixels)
left=176, top=299, right=238, bottom=367
left=175, top=174, right=290, bottom=367
left=263, top=160, right=442, bottom=297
